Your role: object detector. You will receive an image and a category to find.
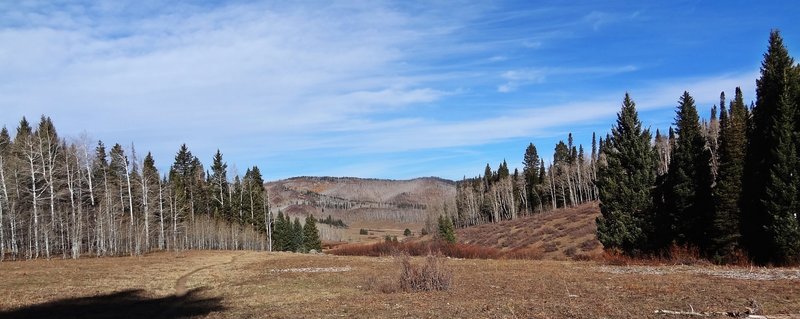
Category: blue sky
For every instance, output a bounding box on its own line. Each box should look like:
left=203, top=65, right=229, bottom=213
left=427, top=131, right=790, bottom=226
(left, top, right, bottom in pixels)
left=1, top=1, right=798, bottom=181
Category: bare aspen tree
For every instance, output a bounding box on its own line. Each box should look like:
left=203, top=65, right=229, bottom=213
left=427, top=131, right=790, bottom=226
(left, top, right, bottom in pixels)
left=0, top=145, right=7, bottom=261
left=158, top=177, right=165, bottom=250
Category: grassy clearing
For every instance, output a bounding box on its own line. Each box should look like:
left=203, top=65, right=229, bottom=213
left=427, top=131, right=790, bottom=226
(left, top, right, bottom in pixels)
left=1, top=250, right=798, bottom=318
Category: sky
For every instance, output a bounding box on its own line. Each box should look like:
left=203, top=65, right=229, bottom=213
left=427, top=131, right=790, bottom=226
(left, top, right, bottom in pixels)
left=1, top=1, right=799, bottom=181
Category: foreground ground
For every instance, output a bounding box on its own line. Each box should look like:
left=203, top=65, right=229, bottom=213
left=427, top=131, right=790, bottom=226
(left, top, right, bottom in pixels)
left=1, top=251, right=799, bottom=318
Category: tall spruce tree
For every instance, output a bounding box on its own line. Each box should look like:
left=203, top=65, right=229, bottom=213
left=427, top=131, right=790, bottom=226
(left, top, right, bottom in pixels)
left=742, top=30, right=798, bottom=264
left=761, top=87, right=800, bottom=264
left=303, top=214, right=322, bottom=251
left=711, top=88, right=748, bottom=261
left=523, top=143, right=542, bottom=212
left=660, top=92, right=715, bottom=252
left=209, top=150, right=228, bottom=220
left=596, top=93, right=657, bottom=254
left=292, top=217, right=304, bottom=252
left=273, top=211, right=289, bottom=251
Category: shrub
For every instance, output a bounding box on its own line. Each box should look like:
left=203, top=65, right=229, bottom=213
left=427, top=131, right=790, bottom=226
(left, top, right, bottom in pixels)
left=359, top=228, right=368, bottom=235
left=397, top=253, right=452, bottom=292
left=504, top=247, right=544, bottom=260
left=666, top=244, right=711, bottom=266
left=564, top=247, right=577, bottom=257
left=404, top=228, right=412, bottom=236
left=329, top=240, right=505, bottom=259
left=579, top=239, right=600, bottom=252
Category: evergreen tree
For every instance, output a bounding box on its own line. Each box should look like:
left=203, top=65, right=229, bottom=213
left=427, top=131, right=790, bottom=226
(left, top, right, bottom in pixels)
left=660, top=92, right=715, bottom=252
left=523, top=143, right=541, bottom=212
left=242, top=166, right=266, bottom=230
left=742, top=30, right=798, bottom=264
left=483, top=164, right=493, bottom=187
left=209, top=150, right=228, bottom=220
left=169, top=144, right=194, bottom=223
left=497, top=160, right=510, bottom=180
left=437, top=215, right=456, bottom=244
left=303, top=214, right=322, bottom=252
left=761, top=87, right=800, bottom=264
left=273, top=211, right=289, bottom=251
left=711, top=88, right=748, bottom=261
left=596, top=93, right=657, bottom=254
left=292, top=217, right=304, bottom=252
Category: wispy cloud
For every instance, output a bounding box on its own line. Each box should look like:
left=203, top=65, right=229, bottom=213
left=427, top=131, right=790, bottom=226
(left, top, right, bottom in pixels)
left=497, top=65, right=638, bottom=92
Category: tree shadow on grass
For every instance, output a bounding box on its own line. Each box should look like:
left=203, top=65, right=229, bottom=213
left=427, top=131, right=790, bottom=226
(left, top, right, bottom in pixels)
left=0, top=288, right=224, bottom=319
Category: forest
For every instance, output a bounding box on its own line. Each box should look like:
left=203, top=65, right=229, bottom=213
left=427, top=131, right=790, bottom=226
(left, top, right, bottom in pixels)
left=0, top=118, right=280, bottom=260
left=456, top=30, right=800, bottom=265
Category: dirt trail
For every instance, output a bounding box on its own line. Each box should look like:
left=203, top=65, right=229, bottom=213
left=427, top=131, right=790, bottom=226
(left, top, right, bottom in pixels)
left=174, top=253, right=245, bottom=296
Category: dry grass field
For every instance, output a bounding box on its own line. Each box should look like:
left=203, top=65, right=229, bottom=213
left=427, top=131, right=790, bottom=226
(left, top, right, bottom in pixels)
left=2, top=250, right=799, bottom=318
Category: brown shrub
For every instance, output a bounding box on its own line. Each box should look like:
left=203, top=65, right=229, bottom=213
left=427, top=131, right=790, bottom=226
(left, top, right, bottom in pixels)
left=666, top=245, right=711, bottom=266
left=541, top=226, right=557, bottom=236
left=543, top=243, right=558, bottom=253
left=565, top=223, right=595, bottom=238
left=362, top=275, right=399, bottom=293
left=601, top=249, right=631, bottom=266
left=504, top=246, right=544, bottom=260
left=440, top=243, right=502, bottom=259
left=397, top=253, right=452, bottom=292
left=564, top=247, right=577, bottom=258
left=579, top=239, right=600, bottom=252
left=329, top=241, right=502, bottom=260
left=571, top=253, right=594, bottom=261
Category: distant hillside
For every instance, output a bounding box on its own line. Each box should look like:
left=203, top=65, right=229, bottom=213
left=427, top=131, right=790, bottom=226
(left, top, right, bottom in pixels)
left=456, top=202, right=602, bottom=260
left=268, top=176, right=454, bottom=210
left=266, top=176, right=456, bottom=242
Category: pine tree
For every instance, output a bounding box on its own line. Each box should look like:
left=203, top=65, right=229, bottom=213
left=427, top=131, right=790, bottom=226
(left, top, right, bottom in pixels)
left=273, top=211, right=289, bottom=251
left=497, top=160, right=510, bottom=180
left=303, top=214, right=322, bottom=252
left=242, top=166, right=266, bottom=230
left=596, top=93, right=657, bottom=254
left=483, top=164, right=493, bottom=187
left=523, top=143, right=542, bottom=213
left=437, top=215, right=456, bottom=244
left=142, top=152, right=160, bottom=251
left=742, top=30, right=798, bottom=264
left=169, top=144, right=194, bottom=224
left=292, top=217, right=304, bottom=252
left=660, top=92, right=715, bottom=252
left=209, top=150, right=228, bottom=220
left=761, top=87, right=800, bottom=264
left=711, top=88, right=748, bottom=261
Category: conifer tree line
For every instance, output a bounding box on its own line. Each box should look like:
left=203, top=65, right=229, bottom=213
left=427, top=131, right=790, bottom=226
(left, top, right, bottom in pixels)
left=0, top=116, right=321, bottom=260
left=597, top=30, right=800, bottom=265
left=455, top=132, right=599, bottom=227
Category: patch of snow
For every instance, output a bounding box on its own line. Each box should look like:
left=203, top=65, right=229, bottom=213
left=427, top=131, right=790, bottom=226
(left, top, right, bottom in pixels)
left=271, top=266, right=352, bottom=273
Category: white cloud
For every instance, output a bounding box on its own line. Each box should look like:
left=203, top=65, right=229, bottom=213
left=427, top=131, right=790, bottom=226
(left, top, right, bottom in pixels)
left=497, top=65, right=638, bottom=93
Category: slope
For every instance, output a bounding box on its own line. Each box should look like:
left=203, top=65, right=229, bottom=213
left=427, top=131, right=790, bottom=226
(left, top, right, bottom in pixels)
left=456, top=202, right=603, bottom=260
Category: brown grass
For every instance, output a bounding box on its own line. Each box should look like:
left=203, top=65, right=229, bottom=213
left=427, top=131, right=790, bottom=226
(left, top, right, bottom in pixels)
left=0, top=251, right=798, bottom=318
left=456, top=202, right=604, bottom=260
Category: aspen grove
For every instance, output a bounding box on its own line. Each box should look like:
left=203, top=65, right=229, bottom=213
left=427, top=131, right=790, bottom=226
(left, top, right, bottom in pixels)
left=0, top=117, right=273, bottom=260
